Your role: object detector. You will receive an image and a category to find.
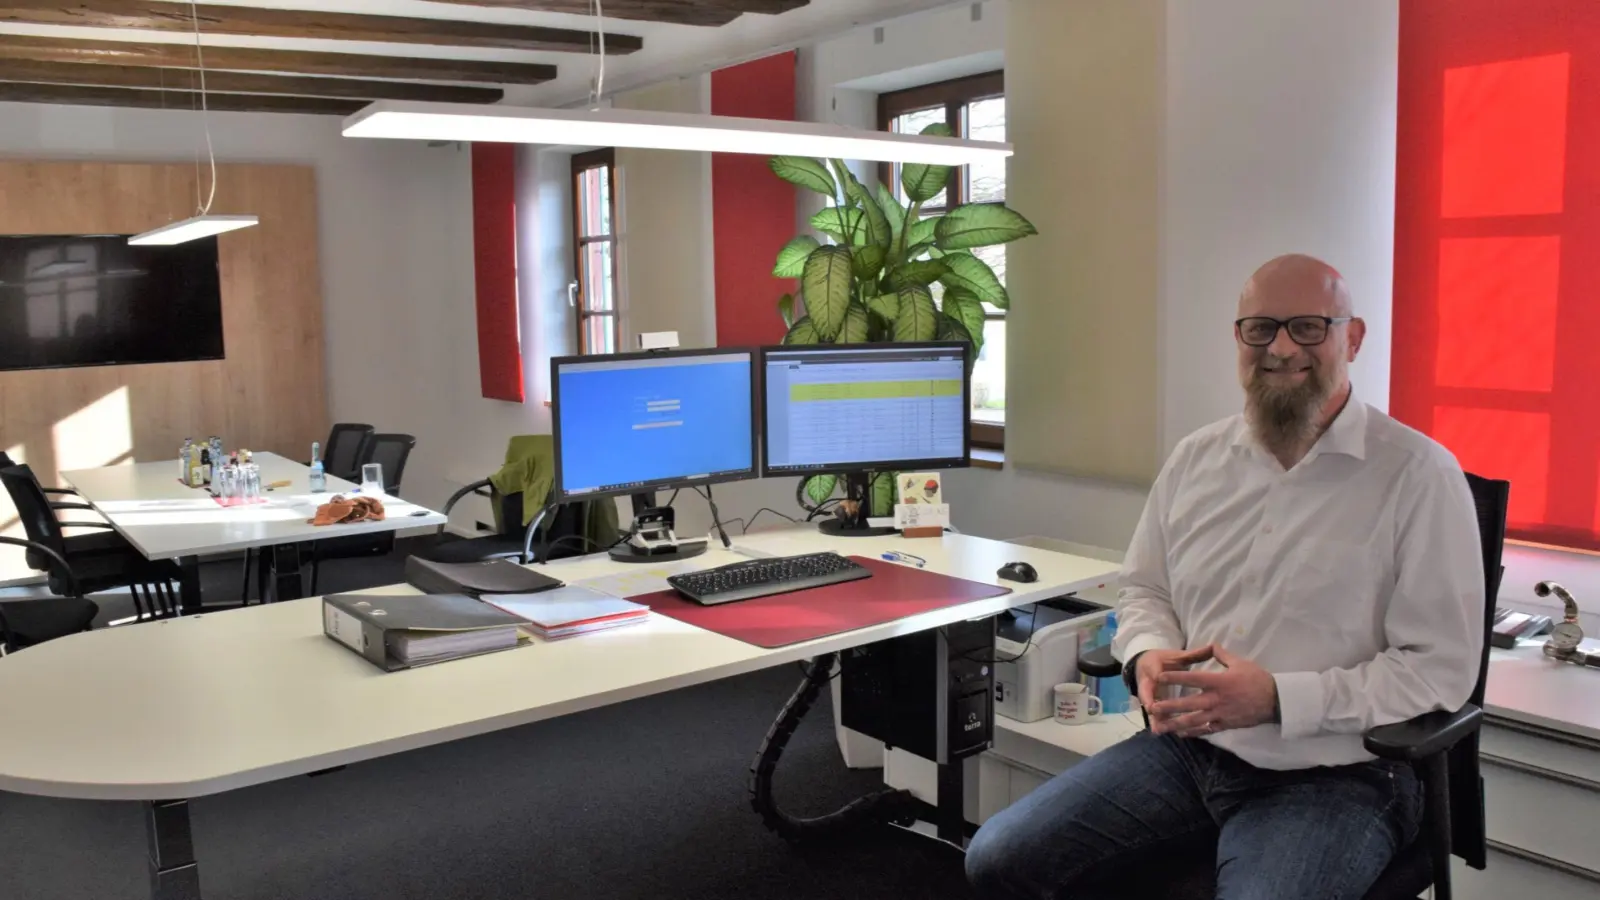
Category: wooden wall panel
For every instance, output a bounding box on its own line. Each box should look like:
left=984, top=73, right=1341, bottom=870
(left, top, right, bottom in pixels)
left=0, top=160, right=327, bottom=577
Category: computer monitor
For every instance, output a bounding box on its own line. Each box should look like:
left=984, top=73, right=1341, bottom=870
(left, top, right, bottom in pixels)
left=551, top=348, right=759, bottom=501
left=761, top=343, right=970, bottom=534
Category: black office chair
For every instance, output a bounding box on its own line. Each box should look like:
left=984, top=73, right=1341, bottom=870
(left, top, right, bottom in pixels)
left=0, top=451, right=92, bottom=508
left=1075, top=471, right=1507, bottom=900
left=0, top=536, right=98, bottom=653
left=1, top=465, right=183, bottom=620
left=303, top=433, right=416, bottom=596
left=417, top=478, right=594, bottom=566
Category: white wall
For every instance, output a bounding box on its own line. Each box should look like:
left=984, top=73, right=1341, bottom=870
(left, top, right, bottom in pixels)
left=1161, top=0, right=1399, bottom=452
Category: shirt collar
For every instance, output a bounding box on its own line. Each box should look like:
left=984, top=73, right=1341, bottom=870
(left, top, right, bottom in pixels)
left=1230, top=389, right=1368, bottom=462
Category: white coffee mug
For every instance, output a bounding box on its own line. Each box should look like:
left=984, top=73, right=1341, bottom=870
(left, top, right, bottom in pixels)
left=1054, top=682, right=1103, bottom=725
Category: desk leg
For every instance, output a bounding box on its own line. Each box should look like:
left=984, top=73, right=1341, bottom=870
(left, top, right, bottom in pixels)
left=145, top=799, right=202, bottom=900
left=176, top=558, right=202, bottom=616
left=266, top=543, right=305, bottom=603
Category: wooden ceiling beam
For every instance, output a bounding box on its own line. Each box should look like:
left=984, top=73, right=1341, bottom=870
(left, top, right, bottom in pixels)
left=428, top=0, right=811, bottom=28
left=0, top=81, right=367, bottom=115
left=0, top=1, right=642, bottom=54
left=0, top=34, right=557, bottom=85
left=0, top=58, right=504, bottom=104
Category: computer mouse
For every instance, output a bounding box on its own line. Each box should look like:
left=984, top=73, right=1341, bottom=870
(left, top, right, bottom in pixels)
left=997, top=561, right=1038, bottom=584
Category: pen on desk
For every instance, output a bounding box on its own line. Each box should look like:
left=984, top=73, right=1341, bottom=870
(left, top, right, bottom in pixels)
left=881, top=551, right=926, bottom=568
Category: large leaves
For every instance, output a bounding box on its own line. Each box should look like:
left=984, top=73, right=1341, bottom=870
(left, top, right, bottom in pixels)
left=875, top=182, right=907, bottom=252
left=777, top=293, right=795, bottom=329
left=901, top=123, right=953, bottom=203
left=783, top=315, right=819, bottom=345
left=866, top=292, right=900, bottom=323
left=935, top=314, right=979, bottom=376
left=940, top=252, right=1010, bottom=309
left=810, top=207, right=868, bottom=245
left=841, top=303, right=871, bottom=343
left=893, top=285, right=938, bottom=342
left=905, top=216, right=939, bottom=255
left=870, top=472, right=896, bottom=518
left=802, top=245, right=854, bottom=341
left=845, top=177, right=892, bottom=250
left=936, top=203, right=1038, bottom=251
left=941, top=288, right=987, bottom=353
left=773, top=235, right=820, bottom=278
left=852, top=243, right=887, bottom=281
left=770, top=157, right=836, bottom=198
left=804, top=474, right=838, bottom=507
left=887, top=259, right=950, bottom=292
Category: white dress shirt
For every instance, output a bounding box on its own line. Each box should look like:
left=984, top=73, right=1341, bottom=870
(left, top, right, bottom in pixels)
left=1113, top=397, right=1485, bottom=769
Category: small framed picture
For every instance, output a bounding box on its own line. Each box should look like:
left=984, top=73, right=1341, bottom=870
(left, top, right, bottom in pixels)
left=897, top=472, right=943, bottom=505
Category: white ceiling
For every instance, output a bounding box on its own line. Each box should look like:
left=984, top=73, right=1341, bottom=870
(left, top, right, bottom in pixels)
left=0, top=0, right=972, bottom=107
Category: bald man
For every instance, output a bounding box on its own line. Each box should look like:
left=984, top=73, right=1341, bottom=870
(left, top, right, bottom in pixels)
left=965, top=255, right=1483, bottom=900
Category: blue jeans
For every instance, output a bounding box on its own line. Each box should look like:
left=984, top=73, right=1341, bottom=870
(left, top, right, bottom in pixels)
left=965, top=731, right=1422, bottom=900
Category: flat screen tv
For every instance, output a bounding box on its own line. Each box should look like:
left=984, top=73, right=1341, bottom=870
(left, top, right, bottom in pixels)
left=0, top=234, right=225, bottom=372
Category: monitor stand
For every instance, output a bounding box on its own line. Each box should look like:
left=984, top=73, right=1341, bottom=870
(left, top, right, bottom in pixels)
left=609, top=505, right=709, bottom=563
left=817, top=472, right=899, bottom=538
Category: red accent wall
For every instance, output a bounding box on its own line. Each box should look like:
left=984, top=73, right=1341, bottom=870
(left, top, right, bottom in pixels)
left=471, top=142, right=525, bottom=402
left=711, top=52, right=798, bottom=348
left=1393, top=0, right=1600, bottom=549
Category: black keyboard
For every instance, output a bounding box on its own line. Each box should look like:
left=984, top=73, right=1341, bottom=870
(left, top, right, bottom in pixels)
left=667, top=552, right=872, bottom=606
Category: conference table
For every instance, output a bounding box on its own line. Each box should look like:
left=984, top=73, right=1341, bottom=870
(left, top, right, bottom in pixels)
left=0, top=526, right=1118, bottom=900
left=60, top=451, right=448, bottom=613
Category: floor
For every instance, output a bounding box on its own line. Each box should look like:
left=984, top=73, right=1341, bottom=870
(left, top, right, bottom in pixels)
left=0, top=543, right=977, bottom=900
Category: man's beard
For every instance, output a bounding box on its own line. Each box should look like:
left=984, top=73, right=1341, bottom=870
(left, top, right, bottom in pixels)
left=1245, top=359, right=1336, bottom=457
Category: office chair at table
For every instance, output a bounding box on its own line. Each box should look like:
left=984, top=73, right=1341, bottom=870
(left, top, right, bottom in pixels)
left=1075, top=471, right=1507, bottom=900
left=0, top=451, right=91, bottom=506
left=0, top=536, right=98, bottom=653
left=318, top=423, right=375, bottom=482
left=304, top=433, right=416, bottom=595
left=1, top=465, right=185, bottom=621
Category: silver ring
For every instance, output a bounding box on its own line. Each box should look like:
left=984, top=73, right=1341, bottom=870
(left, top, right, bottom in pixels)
left=1204, top=720, right=1217, bottom=734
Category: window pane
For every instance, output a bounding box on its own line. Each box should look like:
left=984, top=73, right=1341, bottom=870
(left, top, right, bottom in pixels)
left=965, top=97, right=1007, bottom=203
left=972, top=318, right=1006, bottom=425
left=578, top=166, right=612, bottom=237
left=580, top=241, right=614, bottom=311
left=584, top=314, right=616, bottom=356
left=971, top=243, right=1007, bottom=314
left=893, top=107, right=949, bottom=209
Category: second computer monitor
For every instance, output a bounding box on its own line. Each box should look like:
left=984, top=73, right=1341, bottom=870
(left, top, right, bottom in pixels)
left=552, top=348, right=758, bottom=499
left=761, top=342, right=971, bottom=476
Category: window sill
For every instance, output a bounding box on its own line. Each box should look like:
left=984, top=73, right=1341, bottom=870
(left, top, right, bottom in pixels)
left=972, top=448, right=1005, bottom=470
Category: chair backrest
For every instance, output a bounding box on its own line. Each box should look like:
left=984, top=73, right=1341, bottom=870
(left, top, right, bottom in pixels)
left=324, top=423, right=374, bottom=482
left=0, top=450, right=15, bottom=469
left=357, top=433, right=416, bottom=495
left=0, top=465, right=67, bottom=570
left=1450, top=471, right=1508, bottom=871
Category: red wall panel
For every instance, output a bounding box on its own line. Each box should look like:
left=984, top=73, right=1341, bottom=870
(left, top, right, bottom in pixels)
left=1394, top=0, right=1600, bottom=549
left=471, top=142, right=524, bottom=403
left=711, top=52, right=798, bottom=348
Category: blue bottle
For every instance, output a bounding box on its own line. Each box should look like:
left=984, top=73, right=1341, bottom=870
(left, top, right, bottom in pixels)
left=1091, top=612, right=1134, bottom=714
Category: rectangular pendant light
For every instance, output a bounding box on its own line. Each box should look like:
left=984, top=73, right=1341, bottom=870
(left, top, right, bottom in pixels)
left=128, top=215, right=260, bottom=246
left=343, top=101, right=1012, bottom=166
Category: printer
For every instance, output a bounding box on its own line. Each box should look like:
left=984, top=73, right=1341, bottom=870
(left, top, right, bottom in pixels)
left=993, top=594, right=1112, bottom=723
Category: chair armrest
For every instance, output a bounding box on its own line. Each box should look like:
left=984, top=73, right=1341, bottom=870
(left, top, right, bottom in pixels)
left=40, top=486, right=80, bottom=496
left=1078, top=643, right=1122, bottom=678
left=0, top=535, right=84, bottom=598
left=49, top=501, right=96, bottom=511
left=1363, top=705, right=1483, bottom=762
left=59, top=521, right=115, bottom=530
left=440, top=479, right=492, bottom=517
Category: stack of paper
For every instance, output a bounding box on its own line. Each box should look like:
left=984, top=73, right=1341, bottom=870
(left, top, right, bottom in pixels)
left=485, top=585, right=651, bottom=640
left=390, top=627, right=523, bottom=667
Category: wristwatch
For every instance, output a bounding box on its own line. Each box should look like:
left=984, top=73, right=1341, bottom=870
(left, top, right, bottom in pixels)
left=1122, top=650, right=1145, bottom=698
left=1536, top=581, right=1585, bottom=658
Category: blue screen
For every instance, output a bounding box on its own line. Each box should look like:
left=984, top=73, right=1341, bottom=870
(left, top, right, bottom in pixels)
left=556, top=353, right=755, bottom=496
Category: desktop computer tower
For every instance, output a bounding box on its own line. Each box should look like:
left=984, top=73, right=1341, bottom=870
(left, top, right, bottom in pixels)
left=838, top=617, right=995, bottom=765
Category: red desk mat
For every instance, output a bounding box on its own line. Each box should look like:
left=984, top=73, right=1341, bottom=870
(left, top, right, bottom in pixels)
left=634, top=555, right=1012, bottom=649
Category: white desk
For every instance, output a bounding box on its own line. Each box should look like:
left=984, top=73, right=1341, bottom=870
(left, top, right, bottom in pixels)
left=0, top=526, right=1119, bottom=899
left=61, top=451, right=447, bottom=610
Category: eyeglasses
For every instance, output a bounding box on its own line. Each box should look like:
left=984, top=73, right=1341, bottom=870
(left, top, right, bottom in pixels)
left=1235, top=316, right=1353, bottom=347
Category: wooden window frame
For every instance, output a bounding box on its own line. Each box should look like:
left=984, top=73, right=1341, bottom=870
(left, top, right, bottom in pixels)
left=878, top=71, right=1007, bottom=450
left=571, top=148, right=619, bottom=356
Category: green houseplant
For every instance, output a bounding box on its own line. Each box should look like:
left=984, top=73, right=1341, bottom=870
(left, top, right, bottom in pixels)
left=766, top=123, right=1038, bottom=518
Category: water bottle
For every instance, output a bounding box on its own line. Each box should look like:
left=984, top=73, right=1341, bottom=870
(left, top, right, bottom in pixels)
left=308, top=441, right=326, bottom=493
left=1091, top=612, right=1134, bottom=714
left=217, top=457, right=238, bottom=506
left=179, top=438, right=192, bottom=482
left=241, top=450, right=261, bottom=503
